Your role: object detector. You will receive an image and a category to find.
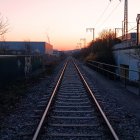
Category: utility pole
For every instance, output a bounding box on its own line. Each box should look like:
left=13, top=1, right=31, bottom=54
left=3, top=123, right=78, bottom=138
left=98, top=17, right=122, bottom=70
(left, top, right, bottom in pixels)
left=77, top=43, right=82, bottom=49
left=122, top=21, right=124, bottom=40
left=86, top=28, right=95, bottom=42
left=80, top=38, right=86, bottom=48
left=110, top=0, right=128, bottom=41
left=123, top=0, right=128, bottom=40
left=76, top=44, right=79, bottom=50
left=137, top=14, right=140, bottom=95
left=115, top=28, right=122, bottom=38
left=136, top=14, right=140, bottom=46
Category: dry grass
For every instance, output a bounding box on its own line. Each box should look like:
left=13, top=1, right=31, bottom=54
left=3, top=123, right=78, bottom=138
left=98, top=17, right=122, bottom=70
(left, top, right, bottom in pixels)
left=0, top=60, right=58, bottom=118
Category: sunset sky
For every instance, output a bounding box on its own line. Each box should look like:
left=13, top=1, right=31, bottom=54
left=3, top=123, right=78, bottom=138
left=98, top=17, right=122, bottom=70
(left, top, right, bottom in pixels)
left=0, top=0, right=140, bottom=50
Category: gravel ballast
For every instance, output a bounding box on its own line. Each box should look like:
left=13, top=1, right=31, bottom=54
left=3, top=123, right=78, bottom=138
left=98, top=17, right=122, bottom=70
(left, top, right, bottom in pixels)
left=0, top=61, right=64, bottom=140
left=0, top=59, right=140, bottom=140
left=79, top=62, right=140, bottom=139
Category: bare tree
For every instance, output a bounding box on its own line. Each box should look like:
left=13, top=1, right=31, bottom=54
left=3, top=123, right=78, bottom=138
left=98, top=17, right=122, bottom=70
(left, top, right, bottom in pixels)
left=98, top=29, right=116, bottom=43
left=0, top=14, right=8, bottom=36
left=0, top=35, right=9, bottom=54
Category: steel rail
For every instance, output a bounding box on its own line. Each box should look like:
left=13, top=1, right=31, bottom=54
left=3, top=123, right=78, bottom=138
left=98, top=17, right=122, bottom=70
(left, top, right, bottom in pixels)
left=73, top=60, right=119, bottom=140
left=32, top=61, right=68, bottom=140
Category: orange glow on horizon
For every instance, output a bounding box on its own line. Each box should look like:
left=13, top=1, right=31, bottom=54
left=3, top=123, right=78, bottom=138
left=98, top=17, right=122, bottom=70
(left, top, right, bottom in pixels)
left=1, top=0, right=139, bottom=51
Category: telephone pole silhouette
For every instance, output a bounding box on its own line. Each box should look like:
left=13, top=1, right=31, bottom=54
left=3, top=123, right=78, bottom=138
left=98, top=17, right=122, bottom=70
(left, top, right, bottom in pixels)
left=136, top=14, right=140, bottom=46
left=86, top=28, right=95, bottom=42
left=80, top=38, right=86, bottom=48
left=123, top=0, right=128, bottom=40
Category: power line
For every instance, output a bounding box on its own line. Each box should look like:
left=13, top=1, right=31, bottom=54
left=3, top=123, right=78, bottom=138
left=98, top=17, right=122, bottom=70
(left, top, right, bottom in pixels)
left=128, top=22, right=136, bottom=29
left=97, top=2, right=121, bottom=29
left=94, top=2, right=111, bottom=28
left=128, top=26, right=137, bottom=32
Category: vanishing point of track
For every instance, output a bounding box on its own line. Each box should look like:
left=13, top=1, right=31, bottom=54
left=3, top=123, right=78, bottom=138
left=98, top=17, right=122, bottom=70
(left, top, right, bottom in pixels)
left=32, top=58, right=119, bottom=140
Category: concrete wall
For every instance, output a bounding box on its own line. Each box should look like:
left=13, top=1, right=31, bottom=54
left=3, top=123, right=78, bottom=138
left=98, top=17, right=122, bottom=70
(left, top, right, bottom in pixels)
left=113, top=43, right=139, bottom=81
left=0, top=55, right=43, bottom=87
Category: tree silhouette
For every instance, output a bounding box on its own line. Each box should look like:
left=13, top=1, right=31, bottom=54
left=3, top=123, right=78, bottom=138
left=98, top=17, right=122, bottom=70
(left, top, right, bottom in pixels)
left=0, top=14, right=8, bottom=36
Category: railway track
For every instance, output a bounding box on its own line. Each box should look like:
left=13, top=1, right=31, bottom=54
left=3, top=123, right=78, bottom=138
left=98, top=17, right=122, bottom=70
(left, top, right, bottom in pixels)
left=32, top=58, right=119, bottom=140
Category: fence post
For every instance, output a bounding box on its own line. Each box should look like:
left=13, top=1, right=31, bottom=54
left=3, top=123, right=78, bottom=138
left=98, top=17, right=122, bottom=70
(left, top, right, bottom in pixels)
left=138, top=62, right=140, bottom=95
left=124, top=68, right=127, bottom=88
left=138, top=69, right=140, bottom=95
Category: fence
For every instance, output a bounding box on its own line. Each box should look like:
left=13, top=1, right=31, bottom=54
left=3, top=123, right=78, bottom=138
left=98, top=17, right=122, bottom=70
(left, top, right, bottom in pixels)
left=86, top=60, right=140, bottom=95
left=0, top=55, right=43, bottom=87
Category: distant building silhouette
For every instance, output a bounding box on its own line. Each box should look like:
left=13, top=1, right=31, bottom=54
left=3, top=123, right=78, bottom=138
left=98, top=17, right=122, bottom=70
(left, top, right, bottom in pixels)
left=0, top=41, right=53, bottom=55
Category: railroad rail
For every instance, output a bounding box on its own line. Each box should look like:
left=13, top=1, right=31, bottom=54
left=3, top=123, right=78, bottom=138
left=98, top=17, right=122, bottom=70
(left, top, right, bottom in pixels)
left=32, top=58, right=119, bottom=140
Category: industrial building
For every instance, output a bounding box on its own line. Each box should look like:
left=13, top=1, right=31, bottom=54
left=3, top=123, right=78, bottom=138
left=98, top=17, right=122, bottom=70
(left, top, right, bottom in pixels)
left=113, top=33, right=140, bottom=81
left=117, top=32, right=137, bottom=46
left=0, top=41, right=53, bottom=55
left=0, top=41, right=53, bottom=86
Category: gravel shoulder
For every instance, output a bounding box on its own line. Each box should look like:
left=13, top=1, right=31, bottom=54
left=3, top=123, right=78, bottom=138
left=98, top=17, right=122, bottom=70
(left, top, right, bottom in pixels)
left=75, top=61, right=140, bottom=139
left=1, top=59, right=140, bottom=139
left=82, top=64, right=140, bottom=122
left=0, top=61, right=64, bottom=140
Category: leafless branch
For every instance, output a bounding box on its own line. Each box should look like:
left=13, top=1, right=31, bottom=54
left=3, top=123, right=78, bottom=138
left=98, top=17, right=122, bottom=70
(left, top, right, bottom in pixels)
left=0, top=14, right=9, bottom=36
